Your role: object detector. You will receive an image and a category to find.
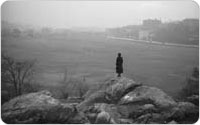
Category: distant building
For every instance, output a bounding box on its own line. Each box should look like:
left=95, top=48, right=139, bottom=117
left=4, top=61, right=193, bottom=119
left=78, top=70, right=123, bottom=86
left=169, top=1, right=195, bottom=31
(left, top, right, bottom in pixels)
left=183, top=18, right=199, bottom=32
left=138, top=19, right=161, bottom=40
left=183, top=18, right=199, bottom=26
left=183, top=18, right=199, bottom=44
left=108, top=18, right=199, bottom=44
left=143, top=19, right=162, bottom=28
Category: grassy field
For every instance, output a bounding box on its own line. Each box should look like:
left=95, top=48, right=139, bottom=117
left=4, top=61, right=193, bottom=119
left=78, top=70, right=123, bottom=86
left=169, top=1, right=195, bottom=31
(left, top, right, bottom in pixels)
left=2, top=33, right=199, bottom=97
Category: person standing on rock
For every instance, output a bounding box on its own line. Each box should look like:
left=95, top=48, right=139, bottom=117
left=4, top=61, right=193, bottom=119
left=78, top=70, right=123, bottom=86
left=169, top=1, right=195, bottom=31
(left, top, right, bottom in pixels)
left=116, top=53, right=123, bottom=77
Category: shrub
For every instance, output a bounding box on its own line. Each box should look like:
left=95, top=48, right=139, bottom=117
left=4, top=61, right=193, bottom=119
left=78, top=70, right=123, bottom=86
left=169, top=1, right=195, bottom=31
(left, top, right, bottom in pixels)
left=59, top=88, right=69, bottom=99
left=178, top=67, right=199, bottom=99
left=60, top=69, right=89, bottom=99
left=23, top=82, right=44, bottom=94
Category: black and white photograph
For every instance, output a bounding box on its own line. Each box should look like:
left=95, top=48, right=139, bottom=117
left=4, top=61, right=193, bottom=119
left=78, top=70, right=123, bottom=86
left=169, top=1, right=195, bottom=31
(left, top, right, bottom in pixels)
left=1, top=1, right=199, bottom=124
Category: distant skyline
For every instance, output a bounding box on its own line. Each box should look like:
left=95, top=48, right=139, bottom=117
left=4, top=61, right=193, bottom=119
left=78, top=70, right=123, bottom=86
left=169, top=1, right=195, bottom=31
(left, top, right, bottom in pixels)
left=2, top=1, right=199, bottom=29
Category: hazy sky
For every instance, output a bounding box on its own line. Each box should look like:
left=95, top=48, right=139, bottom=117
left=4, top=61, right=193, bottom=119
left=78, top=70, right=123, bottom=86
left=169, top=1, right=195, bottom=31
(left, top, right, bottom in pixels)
left=2, top=1, right=199, bottom=28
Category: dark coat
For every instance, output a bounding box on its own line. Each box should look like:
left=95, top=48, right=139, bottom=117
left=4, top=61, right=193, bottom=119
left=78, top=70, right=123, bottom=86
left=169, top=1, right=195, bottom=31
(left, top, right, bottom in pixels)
left=116, top=56, right=123, bottom=74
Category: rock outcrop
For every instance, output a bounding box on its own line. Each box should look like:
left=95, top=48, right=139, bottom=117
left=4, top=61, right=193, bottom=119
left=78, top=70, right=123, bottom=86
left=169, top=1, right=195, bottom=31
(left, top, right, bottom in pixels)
left=2, top=77, right=198, bottom=124
left=119, top=86, right=177, bottom=109
left=1, top=90, right=89, bottom=124
left=77, top=77, right=142, bottom=111
left=168, top=102, right=199, bottom=123
left=81, top=77, right=198, bottom=124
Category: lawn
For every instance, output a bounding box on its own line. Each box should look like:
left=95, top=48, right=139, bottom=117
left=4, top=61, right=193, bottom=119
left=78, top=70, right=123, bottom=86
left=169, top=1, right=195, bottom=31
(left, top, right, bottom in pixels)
left=2, top=33, right=199, bottom=97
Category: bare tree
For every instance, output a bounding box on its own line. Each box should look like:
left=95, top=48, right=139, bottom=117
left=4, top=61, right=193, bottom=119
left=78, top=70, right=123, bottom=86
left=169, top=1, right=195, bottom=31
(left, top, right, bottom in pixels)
left=2, top=53, right=36, bottom=96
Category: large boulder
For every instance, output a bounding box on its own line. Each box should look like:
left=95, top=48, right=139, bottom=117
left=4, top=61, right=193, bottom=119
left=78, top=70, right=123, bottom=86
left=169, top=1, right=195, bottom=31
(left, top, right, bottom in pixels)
left=84, top=103, right=124, bottom=124
left=95, top=111, right=114, bottom=124
left=105, top=77, right=142, bottom=102
left=77, top=77, right=141, bottom=111
left=168, top=102, right=199, bottom=123
left=119, top=86, right=177, bottom=109
left=90, top=103, right=161, bottom=124
left=1, top=90, right=89, bottom=124
left=94, top=103, right=121, bottom=123
left=117, top=103, right=157, bottom=119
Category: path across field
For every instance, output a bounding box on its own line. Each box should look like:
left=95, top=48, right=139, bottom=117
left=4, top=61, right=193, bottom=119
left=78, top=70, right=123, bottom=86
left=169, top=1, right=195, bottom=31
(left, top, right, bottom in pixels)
left=107, top=36, right=199, bottom=48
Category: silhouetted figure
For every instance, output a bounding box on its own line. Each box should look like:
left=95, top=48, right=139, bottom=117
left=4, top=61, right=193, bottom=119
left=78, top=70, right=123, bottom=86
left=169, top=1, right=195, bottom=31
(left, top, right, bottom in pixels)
left=116, top=53, right=123, bottom=77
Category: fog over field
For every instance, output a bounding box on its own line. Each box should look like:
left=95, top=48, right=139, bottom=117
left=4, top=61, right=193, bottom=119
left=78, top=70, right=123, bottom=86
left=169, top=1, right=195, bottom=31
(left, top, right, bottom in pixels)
left=2, top=31, right=198, bottom=97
